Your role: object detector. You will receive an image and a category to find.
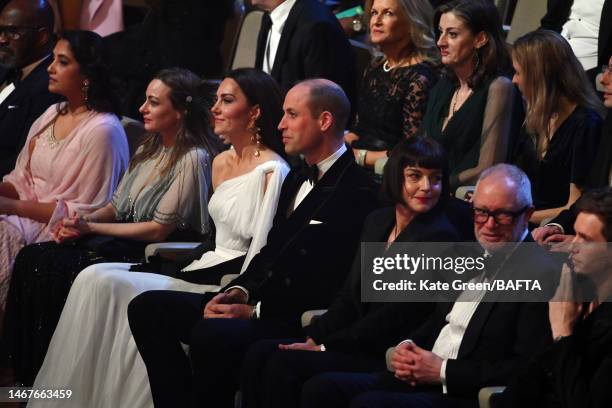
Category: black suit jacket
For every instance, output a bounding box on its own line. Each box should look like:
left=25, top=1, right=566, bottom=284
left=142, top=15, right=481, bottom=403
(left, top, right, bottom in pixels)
left=305, top=206, right=463, bottom=357
left=541, top=0, right=611, bottom=68
left=0, top=56, right=61, bottom=177
left=501, top=302, right=612, bottom=408
left=255, top=0, right=355, bottom=101
left=223, top=148, right=378, bottom=326
left=395, top=235, right=560, bottom=399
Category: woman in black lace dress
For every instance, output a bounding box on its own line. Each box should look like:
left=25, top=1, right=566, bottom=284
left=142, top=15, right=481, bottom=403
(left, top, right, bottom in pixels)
left=345, top=0, right=439, bottom=169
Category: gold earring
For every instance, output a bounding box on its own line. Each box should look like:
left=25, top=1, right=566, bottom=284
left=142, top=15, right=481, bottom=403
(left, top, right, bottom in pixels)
left=249, top=124, right=262, bottom=157
left=81, top=80, right=90, bottom=103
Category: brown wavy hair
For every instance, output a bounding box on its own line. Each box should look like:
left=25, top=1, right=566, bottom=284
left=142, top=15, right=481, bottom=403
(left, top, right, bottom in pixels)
left=434, top=0, right=511, bottom=88
left=130, top=68, right=223, bottom=176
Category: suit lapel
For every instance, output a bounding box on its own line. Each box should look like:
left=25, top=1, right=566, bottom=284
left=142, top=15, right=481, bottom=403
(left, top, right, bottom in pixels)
left=283, top=148, right=354, bottom=231
left=271, top=0, right=303, bottom=79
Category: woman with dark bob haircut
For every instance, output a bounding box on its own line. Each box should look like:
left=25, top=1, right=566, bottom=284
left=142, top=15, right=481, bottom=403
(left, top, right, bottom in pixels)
left=236, top=136, right=465, bottom=408
left=27, top=68, right=291, bottom=408
left=0, top=30, right=129, bottom=320
left=422, top=0, right=524, bottom=191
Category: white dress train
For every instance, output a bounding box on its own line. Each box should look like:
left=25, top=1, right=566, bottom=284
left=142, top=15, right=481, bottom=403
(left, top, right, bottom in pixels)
left=29, top=160, right=289, bottom=408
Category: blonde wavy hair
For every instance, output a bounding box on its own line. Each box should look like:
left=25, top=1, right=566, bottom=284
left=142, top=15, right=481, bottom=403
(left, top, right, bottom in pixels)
left=365, top=0, right=439, bottom=64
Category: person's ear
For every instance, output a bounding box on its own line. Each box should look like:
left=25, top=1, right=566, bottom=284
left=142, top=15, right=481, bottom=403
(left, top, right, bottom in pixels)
left=474, top=31, right=488, bottom=50
left=319, top=111, right=334, bottom=132
left=249, top=105, right=261, bottom=125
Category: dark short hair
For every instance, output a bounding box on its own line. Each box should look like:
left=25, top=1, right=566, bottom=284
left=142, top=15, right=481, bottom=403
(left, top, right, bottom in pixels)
left=299, top=79, right=350, bottom=135
left=225, top=68, right=286, bottom=158
left=576, top=187, right=612, bottom=241
left=382, top=135, right=449, bottom=207
left=57, top=30, right=121, bottom=116
left=435, top=0, right=511, bottom=88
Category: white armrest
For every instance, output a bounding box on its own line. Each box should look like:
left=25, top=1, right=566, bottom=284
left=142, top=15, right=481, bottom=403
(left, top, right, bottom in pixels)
left=145, top=242, right=201, bottom=262
left=220, top=274, right=241, bottom=287
left=301, top=309, right=328, bottom=327
left=478, top=386, right=506, bottom=408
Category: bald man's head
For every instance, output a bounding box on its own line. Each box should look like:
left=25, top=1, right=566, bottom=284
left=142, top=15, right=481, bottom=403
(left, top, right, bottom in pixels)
left=0, top=0, right=54, bottom=68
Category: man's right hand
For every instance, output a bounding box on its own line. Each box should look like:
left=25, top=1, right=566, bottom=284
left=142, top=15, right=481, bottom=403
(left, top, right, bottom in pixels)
left=533, top=225, right=563, bottom=245
left=202, top=289, right=248, bottom=317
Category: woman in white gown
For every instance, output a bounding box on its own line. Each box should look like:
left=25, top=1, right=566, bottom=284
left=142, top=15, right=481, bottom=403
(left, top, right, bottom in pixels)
left=29, top=68, right=289, bottom=408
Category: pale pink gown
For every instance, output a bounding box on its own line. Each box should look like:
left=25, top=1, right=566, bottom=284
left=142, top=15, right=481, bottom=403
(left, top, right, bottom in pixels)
left=0, top=104, right=129, bottom=310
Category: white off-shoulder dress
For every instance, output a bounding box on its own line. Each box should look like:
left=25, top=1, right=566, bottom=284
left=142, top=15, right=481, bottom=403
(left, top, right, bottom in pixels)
left=30, top=160, right=289, bottom=408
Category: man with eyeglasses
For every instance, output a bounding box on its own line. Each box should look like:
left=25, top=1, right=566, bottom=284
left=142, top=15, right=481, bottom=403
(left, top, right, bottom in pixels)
left=0, top=0, right=60, bottom=177
left=298, top=164, right=561, bottom=408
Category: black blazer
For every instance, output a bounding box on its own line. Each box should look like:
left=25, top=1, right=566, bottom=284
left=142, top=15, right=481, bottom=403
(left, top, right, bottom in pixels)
left=501, top=302, right=612, bottom=408
left=255, top=0, right=355, bottom=101
left=0, top=56, right=61, bottom=177
left=305, top=206, right=463, bottom=357
left=400, top=235, right=560, bottom=399
left=541, top=0, right=611, bottom=68
left=223, top=148, right=378, bottom=326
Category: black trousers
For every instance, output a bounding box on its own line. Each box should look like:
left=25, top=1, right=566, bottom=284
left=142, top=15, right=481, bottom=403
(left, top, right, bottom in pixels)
left=241, top=338, right=386, bottom=408
left=301, top=371, right=475, bottom=408
left=127, top=290, right=303, bottom=408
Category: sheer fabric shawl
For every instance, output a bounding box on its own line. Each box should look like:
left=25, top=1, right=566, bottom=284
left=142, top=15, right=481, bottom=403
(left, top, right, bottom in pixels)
left=112, top=146, right=212, bottom=235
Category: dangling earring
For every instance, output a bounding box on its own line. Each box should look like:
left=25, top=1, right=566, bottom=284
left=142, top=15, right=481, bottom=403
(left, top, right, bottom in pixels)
left=81, top=80, right=90, bottom=105
left=474, top=48, right=481, bottom=72
left=249, top=123, right=262, bottom=157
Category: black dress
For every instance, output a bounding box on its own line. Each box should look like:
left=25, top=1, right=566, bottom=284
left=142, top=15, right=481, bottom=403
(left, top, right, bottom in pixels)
left=351, top=60, right=437, bottom=151
left=2, top=229, right=202, bottom=386
left=514, top=106, right=603, bottom=210
left=422, top=75, right=524, bottom=191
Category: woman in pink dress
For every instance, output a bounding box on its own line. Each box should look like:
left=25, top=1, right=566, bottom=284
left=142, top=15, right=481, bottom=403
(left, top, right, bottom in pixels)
left=0, top=30, right=129, bottom=316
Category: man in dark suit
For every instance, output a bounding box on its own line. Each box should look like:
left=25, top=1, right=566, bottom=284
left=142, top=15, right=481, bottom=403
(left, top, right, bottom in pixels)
left=299, top=164, right=559, bottom=408
left=501, top=187, right=612, bottom=408
left=239, top=136, right=470, bottom=408
left=127, top=79, right=378, bottom=408
left=0, top=0, right=60, bottom=177
left=253, top=0, right=355, bottom=102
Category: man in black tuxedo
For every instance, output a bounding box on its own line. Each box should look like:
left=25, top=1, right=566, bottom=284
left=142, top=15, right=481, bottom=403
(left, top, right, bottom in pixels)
left=128, top=79, right=378, bottom=408
left=0, top=0, right=60, bottom=177
left=253, top=0, right=355, bottom=102
left=299, top=164, right=559, bottom=408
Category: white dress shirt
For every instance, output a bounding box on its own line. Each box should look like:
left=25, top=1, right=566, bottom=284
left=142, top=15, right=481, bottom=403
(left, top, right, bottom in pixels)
left=430, top=229, right=528, bottom=393
left=262, top=0, right=297, bottom=74
left=561, top=0, right=605, bottom=71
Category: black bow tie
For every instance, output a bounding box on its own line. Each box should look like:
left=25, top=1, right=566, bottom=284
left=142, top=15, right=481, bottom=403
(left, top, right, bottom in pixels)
left=298, top=161, right=319, bottom=185
left=3, top=68, right=21, bottom=85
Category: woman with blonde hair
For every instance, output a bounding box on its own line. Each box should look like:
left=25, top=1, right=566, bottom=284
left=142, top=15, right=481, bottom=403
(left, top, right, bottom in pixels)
left=345, top=0, right=439, bottom=168
left=511, top=30, right=604, bottom=224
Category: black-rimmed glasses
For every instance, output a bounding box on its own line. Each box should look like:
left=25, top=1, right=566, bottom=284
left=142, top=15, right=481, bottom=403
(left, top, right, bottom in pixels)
left=473, top=206, right=529, bottom=225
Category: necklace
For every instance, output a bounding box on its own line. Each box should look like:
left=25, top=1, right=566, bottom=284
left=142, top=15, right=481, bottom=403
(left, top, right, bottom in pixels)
left=46, top=121, right=61, bottom=149
left=450, top=87, right=473, bottom=115
left=383, top=57, right=411, bottom=72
